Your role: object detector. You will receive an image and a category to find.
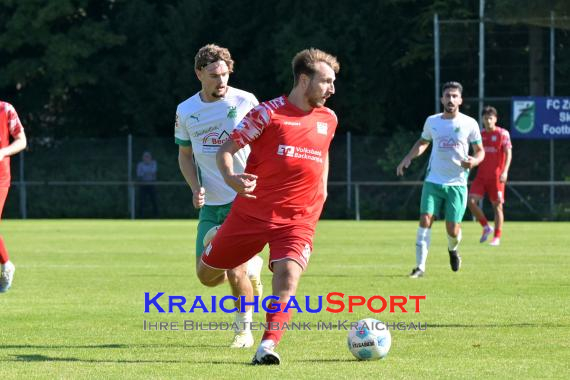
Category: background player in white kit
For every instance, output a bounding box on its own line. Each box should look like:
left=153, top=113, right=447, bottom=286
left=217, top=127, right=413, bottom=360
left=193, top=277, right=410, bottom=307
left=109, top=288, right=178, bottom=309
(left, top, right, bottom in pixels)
left=397, top=81, right=485, bottom=278
left=175, top=44, right=263, bottom=348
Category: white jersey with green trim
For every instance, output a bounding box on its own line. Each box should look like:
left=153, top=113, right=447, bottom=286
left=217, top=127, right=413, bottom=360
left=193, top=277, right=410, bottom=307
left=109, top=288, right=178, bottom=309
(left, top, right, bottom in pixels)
left=421, top=112, right=482, bottom=186
left=175, top=87, right=258, bottom=205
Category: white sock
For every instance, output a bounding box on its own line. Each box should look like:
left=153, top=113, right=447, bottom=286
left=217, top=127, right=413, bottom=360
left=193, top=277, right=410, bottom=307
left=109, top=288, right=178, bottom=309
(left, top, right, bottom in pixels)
left=246, top=255, right=262, bottom=278
left=234, top=308, right=253, bottom=333
left=447, top=229, right=462, bottom=251
left=260, top=339, right=275, bottom=350
left=415, top=227, right=431, bottom=272
left=1, top=260, right=11, bottom=271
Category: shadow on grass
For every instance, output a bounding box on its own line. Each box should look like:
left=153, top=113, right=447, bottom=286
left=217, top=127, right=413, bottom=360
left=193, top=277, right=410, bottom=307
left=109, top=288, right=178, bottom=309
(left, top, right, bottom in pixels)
left=429, top=323, right=569, bottom=328
left=304, top=274, right=407, bottom=278
left=10, top=354, right=363, bottom=366
left=11, top=354, right=188, bottom=363
left=10, top=355, right=256, bottom=366
left=0, top=343, right=222, bottom=350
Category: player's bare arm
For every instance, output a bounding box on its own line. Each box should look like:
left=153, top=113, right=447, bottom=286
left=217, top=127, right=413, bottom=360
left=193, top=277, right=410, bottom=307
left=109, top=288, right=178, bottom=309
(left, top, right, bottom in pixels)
left=396, top=138, right=430, bottom=176
left=500, top=147, right=512, bottom=183
left=0, top=130, right=26, bottom=161
left=216, top=139, right=258, bottom=199
left=460, top=142, right=485, bottom=170
left=178, top=145, right=205, bottom=208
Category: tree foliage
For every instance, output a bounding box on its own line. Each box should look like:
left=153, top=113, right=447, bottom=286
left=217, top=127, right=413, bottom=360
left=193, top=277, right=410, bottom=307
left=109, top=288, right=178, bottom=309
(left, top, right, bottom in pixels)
left=0, top=0, right=568, bottom=139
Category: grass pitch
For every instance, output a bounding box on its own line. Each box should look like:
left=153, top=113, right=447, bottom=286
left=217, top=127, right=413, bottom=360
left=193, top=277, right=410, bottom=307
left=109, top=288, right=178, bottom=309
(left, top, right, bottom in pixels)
left=0, top=220, right=569, bottom=379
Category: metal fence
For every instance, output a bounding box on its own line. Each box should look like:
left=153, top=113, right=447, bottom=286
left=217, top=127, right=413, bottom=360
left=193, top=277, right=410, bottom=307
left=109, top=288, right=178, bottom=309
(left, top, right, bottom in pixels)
left=5, top=134, right=570, bottom=220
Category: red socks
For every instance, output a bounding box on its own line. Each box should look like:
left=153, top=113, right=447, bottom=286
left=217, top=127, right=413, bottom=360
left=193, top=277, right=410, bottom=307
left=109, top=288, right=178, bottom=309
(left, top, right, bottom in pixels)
left=261, top=302, right=293, bottom=346
left=0, top=236, right=9, bottom=265
left=478, top=217, right=489, bottom=227
left=494, top=229, right=502, bottom=238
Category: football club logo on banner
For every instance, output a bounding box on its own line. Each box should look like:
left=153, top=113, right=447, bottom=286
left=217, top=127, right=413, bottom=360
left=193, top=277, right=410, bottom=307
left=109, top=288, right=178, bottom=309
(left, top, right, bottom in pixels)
left=512, top=100, right=535, bottom=134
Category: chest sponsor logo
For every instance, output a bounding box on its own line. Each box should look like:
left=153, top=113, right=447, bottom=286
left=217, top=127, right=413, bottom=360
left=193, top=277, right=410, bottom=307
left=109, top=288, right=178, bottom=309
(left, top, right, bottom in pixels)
left=437, top=137, right=460, bottom=149
left=202, top=130, right=231, bottom=153
left=277, top=145, right=323, bottom=163
left=317, top=122, right=328, bottom=135
left=277, top=144, right=295, bottom=157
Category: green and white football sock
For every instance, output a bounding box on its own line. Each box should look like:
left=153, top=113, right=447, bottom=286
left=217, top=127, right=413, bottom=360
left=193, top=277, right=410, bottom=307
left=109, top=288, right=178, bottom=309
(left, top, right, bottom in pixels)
left=416, top=227, right=431, bottom=272
left=447, top=229, right=462, bottom=251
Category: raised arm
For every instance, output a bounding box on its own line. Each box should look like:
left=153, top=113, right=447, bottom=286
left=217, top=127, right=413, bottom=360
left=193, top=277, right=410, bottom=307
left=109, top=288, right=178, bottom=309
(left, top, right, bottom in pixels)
left=396, top=138, right=431, bottom=176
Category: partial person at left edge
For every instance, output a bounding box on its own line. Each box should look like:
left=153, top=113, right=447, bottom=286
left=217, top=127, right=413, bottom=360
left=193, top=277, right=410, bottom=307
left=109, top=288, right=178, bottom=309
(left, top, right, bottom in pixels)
left=0, top=101, right=27, bottom=293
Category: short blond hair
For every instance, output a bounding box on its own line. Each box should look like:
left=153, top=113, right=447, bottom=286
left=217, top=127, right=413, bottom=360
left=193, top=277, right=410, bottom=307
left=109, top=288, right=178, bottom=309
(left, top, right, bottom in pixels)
left=194, top=44, right=234, bottom=72
left=292, top=48, right=340, bottom=86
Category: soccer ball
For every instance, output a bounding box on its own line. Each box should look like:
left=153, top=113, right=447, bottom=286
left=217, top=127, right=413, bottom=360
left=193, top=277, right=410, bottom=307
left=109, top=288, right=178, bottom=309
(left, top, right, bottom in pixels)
left=347, top=318, right=391, bottom=360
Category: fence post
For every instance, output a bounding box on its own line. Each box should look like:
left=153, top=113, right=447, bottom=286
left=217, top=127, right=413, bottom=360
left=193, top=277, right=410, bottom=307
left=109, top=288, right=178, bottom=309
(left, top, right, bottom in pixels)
left=346, top=132, right=352, bottom=209
left=433, top=13, right=440, bottom=113
left=128, top=134, right=135, bottom=219
left=19, top=151, right=26, bottom=219
left=354, top=184, right=360, bottom=221
left=549, top=11, right=555, bottom=220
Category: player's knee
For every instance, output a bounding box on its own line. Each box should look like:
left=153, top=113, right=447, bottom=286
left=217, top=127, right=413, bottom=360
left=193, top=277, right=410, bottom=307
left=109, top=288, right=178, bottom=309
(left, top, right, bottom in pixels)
left=196, top=265, right=221, bottom=287
left=227, top=267, right=247, bottom=284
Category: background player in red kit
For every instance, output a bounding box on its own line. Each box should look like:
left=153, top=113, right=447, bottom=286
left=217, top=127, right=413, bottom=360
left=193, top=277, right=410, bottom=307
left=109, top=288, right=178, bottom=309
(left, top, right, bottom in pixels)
left=197, top=48, right=339, bottom=365
left=468, top=106, right=512, bottom=246
left=0, top=101, right=27, bottom=293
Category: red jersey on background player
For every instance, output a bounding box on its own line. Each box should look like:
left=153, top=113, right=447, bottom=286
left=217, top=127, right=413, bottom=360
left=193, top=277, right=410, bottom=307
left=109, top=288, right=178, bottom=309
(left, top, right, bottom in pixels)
left=197, top=48, right=339, bottom=365
left=468, top=106, right=512, bottom=246
left=0, top=101, right=27, bottom=293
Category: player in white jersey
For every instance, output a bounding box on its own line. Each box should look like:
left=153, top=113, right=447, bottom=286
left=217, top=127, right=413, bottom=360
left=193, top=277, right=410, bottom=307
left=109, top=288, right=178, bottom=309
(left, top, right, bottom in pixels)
left=397, top=81, right=484, bottom=277
left=175, top=44, right=263, bottom=348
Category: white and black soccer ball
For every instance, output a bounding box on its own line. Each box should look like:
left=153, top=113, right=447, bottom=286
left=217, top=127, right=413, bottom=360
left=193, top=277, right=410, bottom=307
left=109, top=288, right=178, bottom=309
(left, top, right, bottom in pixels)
left=347, top=318, right=392, bottom=360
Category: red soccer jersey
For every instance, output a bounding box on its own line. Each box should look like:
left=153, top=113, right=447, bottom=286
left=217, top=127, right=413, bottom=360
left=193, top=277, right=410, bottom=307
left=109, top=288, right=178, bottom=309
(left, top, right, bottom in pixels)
left=476, top=126, right=512, bottom=180
left=0, top=102, right=23, bottom=188
left=230, top=95, right=337, bottom=225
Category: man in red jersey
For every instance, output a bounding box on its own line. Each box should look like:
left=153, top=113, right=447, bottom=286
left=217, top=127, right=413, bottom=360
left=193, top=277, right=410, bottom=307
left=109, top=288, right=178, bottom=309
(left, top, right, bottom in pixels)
left=468, top=106, right=512, bottom=246
left=197, top=48, right=339, bottom=365
left=0, top=101, right=27, bottom=293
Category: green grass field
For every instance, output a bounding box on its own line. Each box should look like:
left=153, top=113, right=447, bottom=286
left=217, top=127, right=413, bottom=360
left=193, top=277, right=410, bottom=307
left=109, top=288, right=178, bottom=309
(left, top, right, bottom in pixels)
left=0, top=220, right=569, bottom=379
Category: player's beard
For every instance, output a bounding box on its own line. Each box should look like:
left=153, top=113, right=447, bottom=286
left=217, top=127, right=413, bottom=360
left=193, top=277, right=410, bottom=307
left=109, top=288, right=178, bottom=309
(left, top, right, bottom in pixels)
left=306, top=89, right=327, bottom=108
left=211, top=86, right=228, bottom=99
left=444, top=103, right=456, bottom=113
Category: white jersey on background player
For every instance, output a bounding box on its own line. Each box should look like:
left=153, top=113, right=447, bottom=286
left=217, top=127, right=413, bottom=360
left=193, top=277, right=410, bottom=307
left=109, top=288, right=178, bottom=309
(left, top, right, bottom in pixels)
left=421, top=112, right=481, bottom=186
left=175, top=86, right=257, bottom=205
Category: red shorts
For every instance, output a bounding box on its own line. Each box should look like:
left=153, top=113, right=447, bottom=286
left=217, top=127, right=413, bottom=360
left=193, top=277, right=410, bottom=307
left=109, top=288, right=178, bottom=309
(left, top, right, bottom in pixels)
left=469, top=177, right=505, bottom=204
left=0, top=187, right=8, bottom=218
left=201, top=210, right=315, bottom=272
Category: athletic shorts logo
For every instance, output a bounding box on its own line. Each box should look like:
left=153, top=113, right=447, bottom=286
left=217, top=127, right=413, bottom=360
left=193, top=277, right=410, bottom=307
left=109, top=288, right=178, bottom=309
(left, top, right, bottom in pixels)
left=203, top=243, right=213, bottom=256
left=497, top=191, right=503, bottom=202
left=317, top=122, right=328, bottom=135
left=301, top=244, right=311, bottom=265
left=277, top=145, right=295, bottom=157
